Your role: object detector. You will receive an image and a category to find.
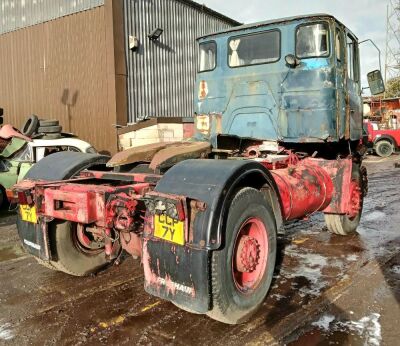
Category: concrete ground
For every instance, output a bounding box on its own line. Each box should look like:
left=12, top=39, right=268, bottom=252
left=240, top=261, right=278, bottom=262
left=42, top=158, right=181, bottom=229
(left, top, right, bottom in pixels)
left=0, top=155, right=399, bottom=345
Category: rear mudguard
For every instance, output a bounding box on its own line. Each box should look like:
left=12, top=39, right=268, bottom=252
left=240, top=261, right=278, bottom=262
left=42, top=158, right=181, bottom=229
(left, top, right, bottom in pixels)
left=143, top=159, right=282, bottom=313
left=17, top=217, right=53, bottom=260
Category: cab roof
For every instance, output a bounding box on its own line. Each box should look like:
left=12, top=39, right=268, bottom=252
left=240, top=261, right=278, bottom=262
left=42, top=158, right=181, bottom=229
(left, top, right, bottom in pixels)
left=198, top=13, right=357, bottom=41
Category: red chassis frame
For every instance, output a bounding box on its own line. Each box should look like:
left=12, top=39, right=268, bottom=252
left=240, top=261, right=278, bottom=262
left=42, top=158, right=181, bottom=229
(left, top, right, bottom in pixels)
left=12, top=156, right=360, bottom=258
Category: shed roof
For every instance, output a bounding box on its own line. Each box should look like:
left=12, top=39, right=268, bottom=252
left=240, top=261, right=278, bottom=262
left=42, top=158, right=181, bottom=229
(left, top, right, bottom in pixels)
left=178, top=0, right=241, bottom=26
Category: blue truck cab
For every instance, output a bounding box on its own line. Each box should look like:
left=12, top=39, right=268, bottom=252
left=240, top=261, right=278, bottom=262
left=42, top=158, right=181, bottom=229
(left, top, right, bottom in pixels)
left=194, top=14, right=382, bottom=151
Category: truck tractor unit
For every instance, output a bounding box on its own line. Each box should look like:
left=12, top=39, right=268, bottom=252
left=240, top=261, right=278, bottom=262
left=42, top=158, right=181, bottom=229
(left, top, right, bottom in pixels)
left=13, top=14, right=384, bottom=324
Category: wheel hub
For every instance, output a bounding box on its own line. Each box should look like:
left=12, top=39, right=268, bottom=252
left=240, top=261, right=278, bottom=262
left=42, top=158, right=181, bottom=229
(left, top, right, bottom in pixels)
left=348, top=181, right=362, bottom=219
left=236, top=235, right=260, bottom=273
left=232, top=217, right=269, bottom=293
left=76, top=224, right=105, bottom=251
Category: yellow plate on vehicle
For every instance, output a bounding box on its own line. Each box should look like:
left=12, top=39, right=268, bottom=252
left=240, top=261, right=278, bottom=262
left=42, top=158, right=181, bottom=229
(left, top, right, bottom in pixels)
left=20, top=205, right=38, bottom=224
left=154, top=214, right=185, bottom=245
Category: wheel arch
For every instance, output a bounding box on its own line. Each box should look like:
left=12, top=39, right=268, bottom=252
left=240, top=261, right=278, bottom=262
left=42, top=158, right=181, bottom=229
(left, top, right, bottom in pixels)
left=17, top=152, right=110, bottom=261
left=218, top=168, right=283, bottom=246
left=154, top=159, right=283, bottom=251
left=374, top=135, right=396, bottom=148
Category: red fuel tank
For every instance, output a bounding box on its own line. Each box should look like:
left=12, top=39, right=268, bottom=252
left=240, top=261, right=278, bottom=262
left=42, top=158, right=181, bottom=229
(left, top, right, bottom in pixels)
left=271, top=163, right=334, bottom=221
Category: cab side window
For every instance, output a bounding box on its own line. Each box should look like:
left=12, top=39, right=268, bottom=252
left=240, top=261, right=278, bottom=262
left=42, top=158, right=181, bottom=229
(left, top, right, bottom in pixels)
left=347, top=35, right=360, bottom=82
left=335, top=29, right=343, bottom=62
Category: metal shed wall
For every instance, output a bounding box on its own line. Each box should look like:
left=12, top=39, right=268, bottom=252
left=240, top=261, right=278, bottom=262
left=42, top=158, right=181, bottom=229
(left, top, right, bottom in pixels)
left=124, top=0, right=238, bottom=123
left=0, top=0, right=104, bottom=34
left=0, top=5, right=118, bottom=153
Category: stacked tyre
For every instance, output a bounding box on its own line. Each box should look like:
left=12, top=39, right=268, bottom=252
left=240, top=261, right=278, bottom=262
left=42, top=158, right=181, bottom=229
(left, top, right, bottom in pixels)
left=37, top=119, right=62, bottom=139
left=21, top=115, right=62, bottom=138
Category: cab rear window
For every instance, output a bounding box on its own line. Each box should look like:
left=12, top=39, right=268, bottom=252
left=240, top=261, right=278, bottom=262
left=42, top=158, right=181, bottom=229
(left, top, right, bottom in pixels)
left=228, top=30, right=280, bottom=68
left=296, top=23, right=330, bottom=58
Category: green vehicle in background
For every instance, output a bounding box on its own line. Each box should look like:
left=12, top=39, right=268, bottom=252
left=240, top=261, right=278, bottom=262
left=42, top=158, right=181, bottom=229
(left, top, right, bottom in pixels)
left=0, top=137, right=32, bottom=206
left=0, top=131, right=96, bottom=208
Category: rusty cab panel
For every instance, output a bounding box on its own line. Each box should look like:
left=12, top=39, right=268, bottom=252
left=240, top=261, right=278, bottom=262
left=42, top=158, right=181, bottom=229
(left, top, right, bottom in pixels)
left=194, top=14, right=363, bottom=146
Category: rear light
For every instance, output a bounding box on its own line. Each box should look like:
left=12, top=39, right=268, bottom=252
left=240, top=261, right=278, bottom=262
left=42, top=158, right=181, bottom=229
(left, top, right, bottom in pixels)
left=144, top=195, right=186, bottom=221
left=6, top=189, right=15, bottom=201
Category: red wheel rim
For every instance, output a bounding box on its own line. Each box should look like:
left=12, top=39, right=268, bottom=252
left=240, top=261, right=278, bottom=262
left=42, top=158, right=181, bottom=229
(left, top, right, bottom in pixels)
left=75, top=224, right=105, bottom=253
left=232, top=217, right=268, bottom=294
left=348, top=180, right=362, bottom=219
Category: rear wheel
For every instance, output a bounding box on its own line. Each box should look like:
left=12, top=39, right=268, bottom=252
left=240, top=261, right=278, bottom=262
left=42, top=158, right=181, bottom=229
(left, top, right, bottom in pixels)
left=324, top=164, right=364, bottom=235
left=375, top=140, right=393, bottom=157
left=16, top=152, right=111, bottom=275
left=32, top=222, right=107, bottom=275
left=48, top=221, right=107, bottom=276
left=207, top=187, right=277, bottom=324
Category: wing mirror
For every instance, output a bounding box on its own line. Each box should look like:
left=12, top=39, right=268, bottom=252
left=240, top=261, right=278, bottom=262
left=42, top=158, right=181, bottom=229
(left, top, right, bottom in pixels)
left=367, top=70, right=385, bottom=95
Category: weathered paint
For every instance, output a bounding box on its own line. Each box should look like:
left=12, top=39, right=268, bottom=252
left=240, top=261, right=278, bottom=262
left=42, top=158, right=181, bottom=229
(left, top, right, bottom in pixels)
left=194, top=14, right=363, bottom=145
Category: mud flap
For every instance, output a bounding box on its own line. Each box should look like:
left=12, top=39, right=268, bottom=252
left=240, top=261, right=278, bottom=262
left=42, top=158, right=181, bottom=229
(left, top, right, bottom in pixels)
left=143, top=239, right=210, bottom=313
left=17, top=219, right=53, bottom=261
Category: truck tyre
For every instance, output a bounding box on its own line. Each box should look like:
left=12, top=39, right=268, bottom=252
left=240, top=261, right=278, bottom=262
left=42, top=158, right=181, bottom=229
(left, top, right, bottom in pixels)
left=16, top=152, right=110, bottom=274
left=21, top=115, right=39, bottom=136
left=375, top=140, right=393, bottom=157
left=37, top=125, right=62, bottom=134
left=39, top=119, right=59, bottom=127
left=46, top=221, right=108, bottom=276
left=18, top=219, right=108, bottom=276
left=207, top=187, right=277, bottom=324
left=324, top=165, right=364, bottom=235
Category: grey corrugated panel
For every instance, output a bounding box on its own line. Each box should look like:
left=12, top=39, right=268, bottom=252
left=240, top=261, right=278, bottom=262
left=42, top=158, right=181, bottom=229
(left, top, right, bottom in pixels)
left=125, top=0, right=237, bottom=123
left=0, top=0, right=104, bottom=34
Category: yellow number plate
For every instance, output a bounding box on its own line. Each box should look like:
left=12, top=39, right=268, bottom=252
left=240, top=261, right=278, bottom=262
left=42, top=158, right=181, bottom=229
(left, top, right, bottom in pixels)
left=154, top=214, right=185, bottom=245
left=20, top=205, right=38, bottom=224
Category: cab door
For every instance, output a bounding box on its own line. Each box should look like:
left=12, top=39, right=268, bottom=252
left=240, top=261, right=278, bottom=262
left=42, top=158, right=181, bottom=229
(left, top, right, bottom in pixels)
left=345, top=32, right=363, bottom=140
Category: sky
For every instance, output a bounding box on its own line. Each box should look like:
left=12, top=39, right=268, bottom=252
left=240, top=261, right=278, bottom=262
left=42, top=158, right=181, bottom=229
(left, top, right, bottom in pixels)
left=199, top=0, right=389, bottom=91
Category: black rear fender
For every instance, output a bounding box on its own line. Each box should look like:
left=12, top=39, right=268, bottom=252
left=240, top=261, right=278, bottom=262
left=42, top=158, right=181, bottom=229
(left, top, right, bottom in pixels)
left=143, top=159, right=282, bottom=313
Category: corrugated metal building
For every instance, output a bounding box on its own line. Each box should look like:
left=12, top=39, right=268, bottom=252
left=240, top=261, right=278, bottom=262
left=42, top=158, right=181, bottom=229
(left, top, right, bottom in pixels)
left=0, top=0, right=238, bottom=152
